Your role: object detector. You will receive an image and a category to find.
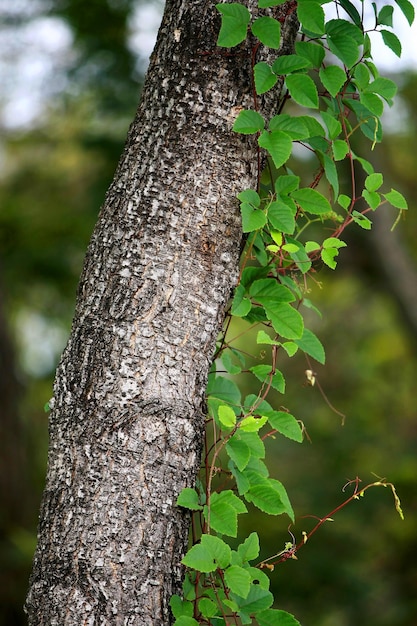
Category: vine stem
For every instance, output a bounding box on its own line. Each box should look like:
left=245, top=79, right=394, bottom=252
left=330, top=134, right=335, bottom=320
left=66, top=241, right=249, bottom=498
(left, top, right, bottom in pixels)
left=257, top=477, right=403, bottom=568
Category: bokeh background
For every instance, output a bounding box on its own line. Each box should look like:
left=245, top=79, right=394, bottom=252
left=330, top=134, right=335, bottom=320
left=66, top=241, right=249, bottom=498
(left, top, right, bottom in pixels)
left=0, top=1, right=416, bottom=624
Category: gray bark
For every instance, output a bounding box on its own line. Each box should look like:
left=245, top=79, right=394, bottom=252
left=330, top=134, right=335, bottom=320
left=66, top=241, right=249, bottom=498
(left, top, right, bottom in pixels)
left=26, top=1, right=297, bottom=623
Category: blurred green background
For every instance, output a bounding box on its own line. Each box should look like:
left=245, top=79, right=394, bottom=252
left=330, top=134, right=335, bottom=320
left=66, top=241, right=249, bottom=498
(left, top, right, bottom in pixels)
left=0, top=1, right=416, bottom=624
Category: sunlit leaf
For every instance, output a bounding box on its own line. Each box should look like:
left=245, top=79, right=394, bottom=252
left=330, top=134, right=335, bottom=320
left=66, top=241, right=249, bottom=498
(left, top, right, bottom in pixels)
left=384, top=188, right=408, bottom=209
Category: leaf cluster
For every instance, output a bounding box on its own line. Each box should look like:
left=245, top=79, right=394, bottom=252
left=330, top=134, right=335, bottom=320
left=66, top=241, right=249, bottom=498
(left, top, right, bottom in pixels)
left=173, top=1, right=413, bottom=624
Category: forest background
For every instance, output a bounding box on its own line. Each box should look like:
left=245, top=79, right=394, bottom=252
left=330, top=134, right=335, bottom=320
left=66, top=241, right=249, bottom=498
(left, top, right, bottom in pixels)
left=1, top=1, right=417, bottom=624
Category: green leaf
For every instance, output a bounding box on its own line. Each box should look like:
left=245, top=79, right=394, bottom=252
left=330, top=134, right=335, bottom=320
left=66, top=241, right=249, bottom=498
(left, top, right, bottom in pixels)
left=237, top=532, right=260, bottom=562
left=353, top=63, right=370, bottom=90
left=247, top=566, right=270, bottom=590
left=338, top=194, right=351, bottom=210
left=365, top=172, right=383, bottom=192
left=272, top=54, right=311, bottom=75
left=207, top=374, right=241, bottom=405
left=226, top=435, right=251, bottom=471
left=294, top=327, right=325, bottom=364
left=333, top=139, right=349, bottom=161
left=377, top=5, right=394, bottom=27
left=269, top=304, right=304, bottom=339
left=237, top=188, right=260, bottom=206
left=321, top=152, right=339, bottom=198
left=254, top=62, right=278, bottom=94
left=182, top=573, right=196, bottom=601
left=363, top=189, right=381, bottom=210
left=319, top=65, right=346, bottom=98
left=240, top=202, right=267, bottom=232
left=304, top=240, right=320, bottom=253
left=177, top=488, right=203, bottom=511
left=295, top=40, right=325, bottom=67
left=207, top=375, right=241, bottom=420
left=258, top=0, right=288, bottom=6
left=326, top=20, right=362, bottom=67
left=231, top=284, right=252, bottom=317
left=246, top=477, right=294, bottom=519
left=284, top=237, right=312, bottom=274
left=258, top=130, right=293, bottom=169
left=286, top=74, right=319, bottom=108
left=344, top=99, right=382, bottom=143
left=264, top=410, right=303, bottom=442
left=298, top=115, right=326, bottom=138
left=250, top=278, right=294, bottom=304
left=173, top=616, right=199, bottom=626
left=297, top=0, right=325, bottom=35
left=198, top=598, right=218, bottom=619
left=257, top=608, right=302, bottom=626
left=384, top=188, right=408, bottom=209
left=352, top=210, right=372, bottom=229
left=249, top=279, right=303, bottom=339
left=206, top=490, right=247, bottom=537
left=224, top=565, right=251, bottom=598
left=182, top=534, right=231, bottom=572
left=256, top=330, right=279, bottom=345
left=240, top=415, right=268, bottom=432
left=268, top=199, right=296, bottom=234
left=323, top=237, right=347, bottom=250
left=338, top=0, right=362, bottom=25
left=394, top=0, right=415, bottom=25
left=274, top=174, right=300, bottom=194
left=229, top=459, right=251, bottom=495
left=240, top=265, right=269, bottom=289
left=365, top=76, right=397, bottom=101
left=233, top=109, right=265, bottom=134
left=221, top=349, right=242, bottom=374
left=321, top=247, right=339, bottom=269
left=218, top=404, right=237, bottom=429
left=326, top=18, right=364, bottom=45
left=291, top=187, right=331, bottom=215
left=239, top=430, right=265, bottom=458
left=232, top=585, right=273, bottom=624
left=302, top=298, right=322, bottom=318
left=250, top=364, right=285, bottom=393
left=320, top=111, right=342, bottom=139
left=242, top=450, right=270, bottom=474
left=216, top=3, right=251, bottom=47
left=169, top=594, right=194, bottom=626
left=269, top=114, right=310, bottom=140
left=251, top=16, right=281, bottom=49
left=380, top=29, right=402, bottom=57
left=170, top=595, right=194, bottom=619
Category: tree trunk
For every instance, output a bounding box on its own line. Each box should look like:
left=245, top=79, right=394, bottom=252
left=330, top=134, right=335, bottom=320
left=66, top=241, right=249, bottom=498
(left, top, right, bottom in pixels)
left=26, top=1, right=297, bottom=623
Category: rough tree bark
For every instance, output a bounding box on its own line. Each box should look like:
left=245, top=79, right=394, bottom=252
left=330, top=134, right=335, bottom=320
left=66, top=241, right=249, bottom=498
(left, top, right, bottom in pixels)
left=26, top=1, right=297, bottom=623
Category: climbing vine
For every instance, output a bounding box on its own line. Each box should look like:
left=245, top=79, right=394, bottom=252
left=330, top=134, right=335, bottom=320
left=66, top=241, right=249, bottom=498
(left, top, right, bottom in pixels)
left=172, top=1, right=412, bottom=624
